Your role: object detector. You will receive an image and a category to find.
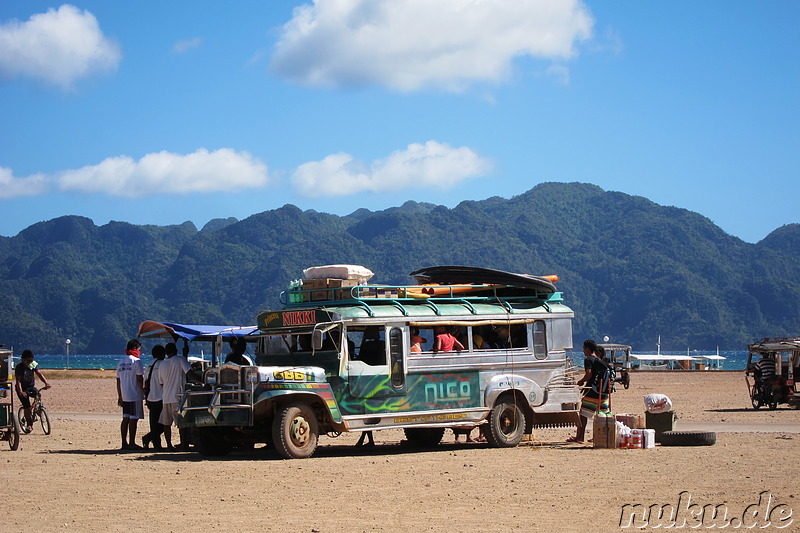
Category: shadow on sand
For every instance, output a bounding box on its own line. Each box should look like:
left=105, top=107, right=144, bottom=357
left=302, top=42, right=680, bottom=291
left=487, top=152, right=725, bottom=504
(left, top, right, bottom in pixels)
left=42, top=438, right=581, bottom=461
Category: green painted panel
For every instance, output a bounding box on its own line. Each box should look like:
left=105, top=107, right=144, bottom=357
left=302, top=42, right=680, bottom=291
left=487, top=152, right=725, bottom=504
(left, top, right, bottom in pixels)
left=335, top=371, right=480, bottom=416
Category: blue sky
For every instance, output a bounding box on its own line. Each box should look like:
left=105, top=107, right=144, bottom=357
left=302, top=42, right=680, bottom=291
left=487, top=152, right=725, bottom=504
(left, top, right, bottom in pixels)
left=0, top=1, right=797, bottom=243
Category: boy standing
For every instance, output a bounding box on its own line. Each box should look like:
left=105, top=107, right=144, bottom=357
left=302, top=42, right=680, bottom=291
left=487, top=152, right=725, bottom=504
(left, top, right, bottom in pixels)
left=158, top=342, right=191, bottom=450
left=116, top=339, right=145, bottom=450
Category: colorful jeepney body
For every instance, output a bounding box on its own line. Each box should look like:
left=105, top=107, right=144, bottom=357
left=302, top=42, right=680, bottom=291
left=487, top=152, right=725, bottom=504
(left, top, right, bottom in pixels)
left=178, top=279, right=581, bottom=458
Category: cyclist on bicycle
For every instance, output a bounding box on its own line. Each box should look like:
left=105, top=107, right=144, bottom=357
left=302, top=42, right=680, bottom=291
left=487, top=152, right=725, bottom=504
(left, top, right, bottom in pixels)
left=14, top=350, right=51, bottom=431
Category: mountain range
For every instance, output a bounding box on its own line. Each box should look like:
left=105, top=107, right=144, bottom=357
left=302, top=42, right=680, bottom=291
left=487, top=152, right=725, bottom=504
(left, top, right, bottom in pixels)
left=1, top=182, right=798, bottom=354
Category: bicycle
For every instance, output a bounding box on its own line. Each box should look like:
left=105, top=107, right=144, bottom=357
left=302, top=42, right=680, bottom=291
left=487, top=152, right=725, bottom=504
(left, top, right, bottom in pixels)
left=18, top=386, right=51, bottom=435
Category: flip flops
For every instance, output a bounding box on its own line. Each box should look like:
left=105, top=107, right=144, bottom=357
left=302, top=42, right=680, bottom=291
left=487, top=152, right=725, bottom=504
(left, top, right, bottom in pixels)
left=565, top=436, right=585, bottom=444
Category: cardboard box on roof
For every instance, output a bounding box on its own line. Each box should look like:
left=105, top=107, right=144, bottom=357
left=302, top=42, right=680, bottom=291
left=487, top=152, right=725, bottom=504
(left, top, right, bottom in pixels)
left=302, top=279, right=327, bottom=290
left=311, top=290, right=330, bottom=301
left=327, top=279, right=357, bottom=289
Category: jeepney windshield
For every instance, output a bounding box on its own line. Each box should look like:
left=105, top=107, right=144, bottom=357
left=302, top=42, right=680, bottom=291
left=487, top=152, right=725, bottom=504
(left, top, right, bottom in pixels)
left=254, top=326, right=343, bottom=371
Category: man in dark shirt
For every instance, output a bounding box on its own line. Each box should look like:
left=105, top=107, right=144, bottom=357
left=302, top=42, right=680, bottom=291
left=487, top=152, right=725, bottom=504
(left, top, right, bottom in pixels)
left=568, top=339, right=611, bottom=444
left=224, top=338, right=252, bottom=365
left=15, top=350, right=51, bottom=431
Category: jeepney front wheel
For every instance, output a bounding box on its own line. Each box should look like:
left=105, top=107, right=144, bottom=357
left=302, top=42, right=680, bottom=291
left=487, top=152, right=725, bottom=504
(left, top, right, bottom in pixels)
left=486, top=400, right=525, bottom=448
left=273, top=403, right=319, bottom=459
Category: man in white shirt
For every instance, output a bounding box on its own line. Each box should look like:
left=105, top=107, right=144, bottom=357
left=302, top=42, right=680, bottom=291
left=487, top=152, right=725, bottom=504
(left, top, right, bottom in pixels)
left=158, top=342, right=191, bottom=450
left=116, top=339, right=145, bottom=450
left=142, top=344, right=165, bottom=450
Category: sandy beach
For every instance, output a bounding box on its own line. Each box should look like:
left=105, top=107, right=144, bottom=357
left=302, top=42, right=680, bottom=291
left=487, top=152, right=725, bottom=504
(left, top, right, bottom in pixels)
left=2, top=370, right=798, bottom=532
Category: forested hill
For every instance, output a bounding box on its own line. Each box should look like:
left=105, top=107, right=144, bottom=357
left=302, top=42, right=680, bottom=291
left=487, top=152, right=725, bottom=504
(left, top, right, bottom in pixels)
left=1, top=182, right=798, bottom=354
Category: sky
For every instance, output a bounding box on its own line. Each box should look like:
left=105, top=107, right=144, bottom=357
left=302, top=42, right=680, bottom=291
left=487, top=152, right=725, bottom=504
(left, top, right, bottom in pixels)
left=0, top=1, right=797, bottom=243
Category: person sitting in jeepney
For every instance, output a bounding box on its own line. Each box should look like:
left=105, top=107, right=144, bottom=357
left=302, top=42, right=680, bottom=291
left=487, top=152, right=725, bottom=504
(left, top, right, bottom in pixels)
left=224, top=338, right=253, bottom=365
left=433, top=325, right=464, bottom=353
left=187, top=361, right=204, bottom=384
left=410, top=327, right=426, bottom=353
left=472, top=333, right=487, bottom=350
left=485, top=325, right=510, bottom=349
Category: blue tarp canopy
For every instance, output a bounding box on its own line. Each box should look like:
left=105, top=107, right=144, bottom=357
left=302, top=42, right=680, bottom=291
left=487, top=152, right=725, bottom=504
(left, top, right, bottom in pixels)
left=137, top=321, right=258, bottom=342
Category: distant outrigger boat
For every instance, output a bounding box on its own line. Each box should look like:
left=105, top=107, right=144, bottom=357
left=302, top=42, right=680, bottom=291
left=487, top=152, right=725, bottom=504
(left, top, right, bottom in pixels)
left=601, top=336, right=725, bottom=373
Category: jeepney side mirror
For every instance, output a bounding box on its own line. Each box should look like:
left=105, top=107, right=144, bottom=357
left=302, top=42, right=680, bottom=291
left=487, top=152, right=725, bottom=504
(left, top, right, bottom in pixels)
left=312, top=330, right=324, bottom=351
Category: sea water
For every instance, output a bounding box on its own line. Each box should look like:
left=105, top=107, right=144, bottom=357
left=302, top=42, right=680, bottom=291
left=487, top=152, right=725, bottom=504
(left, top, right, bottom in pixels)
left=27, top=350, right=752, bottom=370
left=571, top=350, right=749, bottom=371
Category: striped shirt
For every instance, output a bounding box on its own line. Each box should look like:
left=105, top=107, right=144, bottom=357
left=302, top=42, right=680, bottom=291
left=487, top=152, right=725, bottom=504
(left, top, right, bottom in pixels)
left=755, top=356, right=776, bottom=381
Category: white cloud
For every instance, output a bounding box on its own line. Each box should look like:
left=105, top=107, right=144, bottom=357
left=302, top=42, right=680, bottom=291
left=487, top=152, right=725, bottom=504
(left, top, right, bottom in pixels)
left=271, top=0, right=593, bottom=91
left=57, top=148, right=270, bottom=197
left=0, top=4, right=121, bottom=89
left=0, top=167, right=49, bottom=199
left=173, top=37, right=203, bottom=54
left=291, top=141, right=492, bottom=197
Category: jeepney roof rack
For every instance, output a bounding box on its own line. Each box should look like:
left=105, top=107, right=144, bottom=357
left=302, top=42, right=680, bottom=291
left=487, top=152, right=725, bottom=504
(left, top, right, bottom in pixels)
left=748, top=336, right=800, bottom=353
left=279, top=283, right=563, bottom=317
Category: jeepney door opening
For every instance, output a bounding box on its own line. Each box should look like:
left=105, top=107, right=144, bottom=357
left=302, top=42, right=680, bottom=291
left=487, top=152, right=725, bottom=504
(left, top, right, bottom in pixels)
left=345, top=324, right=408, bottom=402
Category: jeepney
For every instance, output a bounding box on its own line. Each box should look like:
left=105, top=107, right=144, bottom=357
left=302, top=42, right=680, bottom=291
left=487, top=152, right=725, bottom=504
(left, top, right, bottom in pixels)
left=177, top=267, right=581, bottom=458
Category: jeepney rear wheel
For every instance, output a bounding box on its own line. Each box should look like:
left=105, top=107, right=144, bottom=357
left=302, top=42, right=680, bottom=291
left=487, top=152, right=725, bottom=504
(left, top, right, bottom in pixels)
left=403, top=427, right=445, bottom=447
left=193, top=427, right=233, bottom=457
left=486, top=400, right=525, bottom=448
left=273, top=403, right=319, bottom=459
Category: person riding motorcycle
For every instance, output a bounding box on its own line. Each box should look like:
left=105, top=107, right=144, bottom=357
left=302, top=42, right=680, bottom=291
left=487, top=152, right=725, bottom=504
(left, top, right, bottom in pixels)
left=754, top=353, right=778, bottom=403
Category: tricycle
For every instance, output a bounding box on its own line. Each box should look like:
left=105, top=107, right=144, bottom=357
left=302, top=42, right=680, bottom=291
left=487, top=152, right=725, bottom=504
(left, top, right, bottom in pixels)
left=746, top=337, right=800, bottom=410
left=598, top=343, right=631, bottom=389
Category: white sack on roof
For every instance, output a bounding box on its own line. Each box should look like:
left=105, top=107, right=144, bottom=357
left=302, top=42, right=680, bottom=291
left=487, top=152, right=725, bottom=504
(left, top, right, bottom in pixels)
left=303, top=264, right=374, bottom=284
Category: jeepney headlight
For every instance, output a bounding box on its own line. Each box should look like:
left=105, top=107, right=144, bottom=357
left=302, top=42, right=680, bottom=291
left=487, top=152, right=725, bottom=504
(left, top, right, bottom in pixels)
left=205, top=368, right=219, bottom=385
left=245, top=367, right=259, bottom=385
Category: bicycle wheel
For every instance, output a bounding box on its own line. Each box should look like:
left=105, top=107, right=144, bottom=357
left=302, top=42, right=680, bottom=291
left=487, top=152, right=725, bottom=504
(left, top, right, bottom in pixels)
left=39, top=406, right=51, bottom=435
left=17, top=407, right=32, bottom=434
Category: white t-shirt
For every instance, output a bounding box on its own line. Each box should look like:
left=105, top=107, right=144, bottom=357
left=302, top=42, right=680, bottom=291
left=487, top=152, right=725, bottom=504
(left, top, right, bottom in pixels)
left=145, top=359, right=164, bottom=402
left=116, top=354, right=144, bottom=402
left=158, top=355, right=191, bottom=404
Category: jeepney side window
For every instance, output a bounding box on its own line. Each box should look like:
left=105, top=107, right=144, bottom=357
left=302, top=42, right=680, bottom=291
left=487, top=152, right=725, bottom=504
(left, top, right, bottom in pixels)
left=255, top=335, right=292, bottom=365
left=454, top=326, right=468, bottom=351
left=350, top=326, right=386, bottom=366
left=389, top=327, right=405, bottom=389
left=510, top=324, right=528, bottom=349
left=533, top=320, right=547, bottom=359
left=294, top=333, right=313, bottom=352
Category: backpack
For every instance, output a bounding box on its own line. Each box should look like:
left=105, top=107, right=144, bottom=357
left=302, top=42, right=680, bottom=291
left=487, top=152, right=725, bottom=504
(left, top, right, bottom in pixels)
left=591, top=358, right=616, bottom=396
